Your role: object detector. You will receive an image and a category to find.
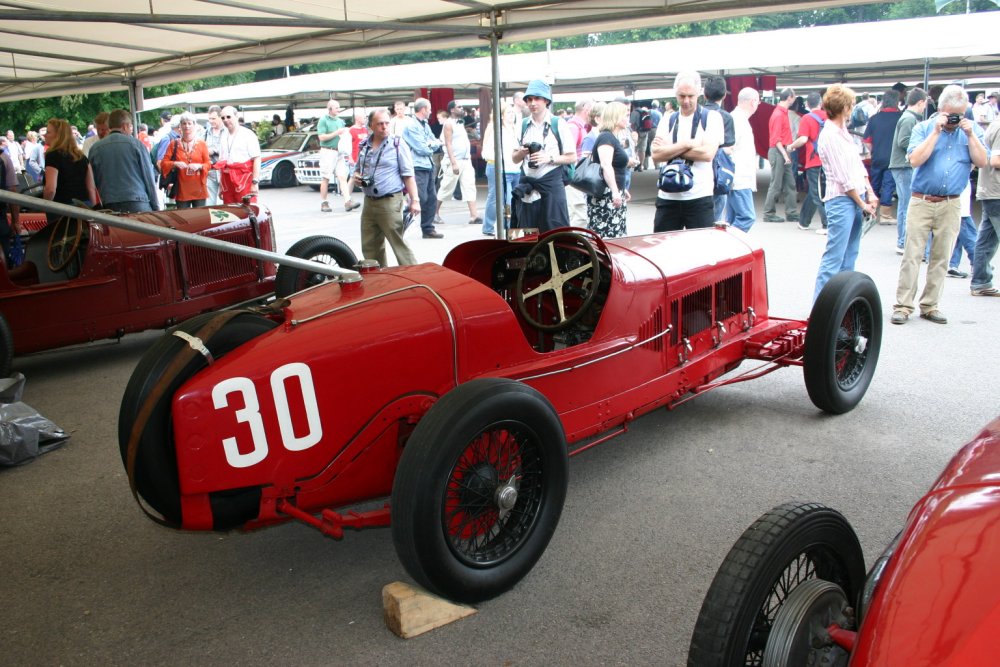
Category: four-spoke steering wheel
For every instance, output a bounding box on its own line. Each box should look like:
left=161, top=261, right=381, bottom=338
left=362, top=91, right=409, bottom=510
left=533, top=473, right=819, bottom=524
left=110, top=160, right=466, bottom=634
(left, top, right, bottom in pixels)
left=515, top=231, right=601, bottom=331
left=47, top=216, right=84, bottom=272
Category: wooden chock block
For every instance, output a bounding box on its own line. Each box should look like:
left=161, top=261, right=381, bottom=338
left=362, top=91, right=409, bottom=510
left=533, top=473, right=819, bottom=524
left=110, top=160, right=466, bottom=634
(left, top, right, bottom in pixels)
left=382, top=581, right=477, bottom=638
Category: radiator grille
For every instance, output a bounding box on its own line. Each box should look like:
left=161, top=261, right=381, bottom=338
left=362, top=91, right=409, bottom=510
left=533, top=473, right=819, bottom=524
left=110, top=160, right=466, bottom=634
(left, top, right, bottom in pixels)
left=183, top=229, right=257, bottom=288
left=681, top=286, right=713, bottom=338
left=715, top=273, right=744, bottom=320
left=638, top=307, right=664, bottom=351
left=135, top=254, right=161, bottom=299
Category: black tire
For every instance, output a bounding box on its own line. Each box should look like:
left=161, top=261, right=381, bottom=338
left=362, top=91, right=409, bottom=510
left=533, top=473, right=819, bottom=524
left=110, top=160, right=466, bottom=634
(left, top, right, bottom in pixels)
left=118, top=312, right=278, bottom=528
left=271, top=161, right=297, bottom=188
left=274, top=235, right=358, bottom=298
left=0, top=311, right=12, bottom=377
left=688, top=502, right=866, bottom=667
left=804, top=271, right=881, bottom=414
left=391, top=378, right=568, bottom=603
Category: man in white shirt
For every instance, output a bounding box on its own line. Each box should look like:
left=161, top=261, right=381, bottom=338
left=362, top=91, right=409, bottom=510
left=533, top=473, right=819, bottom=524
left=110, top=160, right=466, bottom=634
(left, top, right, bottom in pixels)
left=725, top=88, right=760, bottom=232
left=217, top=105, right=261, bottom=204
left=511, top=79, right=576, bottom=232
left=651, top=70, right=724, bottom=231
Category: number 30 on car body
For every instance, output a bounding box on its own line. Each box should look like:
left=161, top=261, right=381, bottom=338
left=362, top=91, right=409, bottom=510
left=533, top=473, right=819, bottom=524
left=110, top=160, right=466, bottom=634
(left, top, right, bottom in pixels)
left=211, top=362, right=323, bottom=468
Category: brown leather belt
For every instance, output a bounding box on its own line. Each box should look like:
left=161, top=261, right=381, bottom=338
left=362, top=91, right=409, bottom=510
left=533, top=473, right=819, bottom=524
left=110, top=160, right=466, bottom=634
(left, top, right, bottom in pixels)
left=912, top=192, right=959, bottom=203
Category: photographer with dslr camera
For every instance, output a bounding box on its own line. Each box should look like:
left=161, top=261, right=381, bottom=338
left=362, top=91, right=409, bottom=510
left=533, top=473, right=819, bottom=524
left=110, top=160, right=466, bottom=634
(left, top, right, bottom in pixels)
left=350, top=109, right=421, bottom=267
left=511, top=79, right=576, bottom=232
left=891, top=85, right=988, bottom=326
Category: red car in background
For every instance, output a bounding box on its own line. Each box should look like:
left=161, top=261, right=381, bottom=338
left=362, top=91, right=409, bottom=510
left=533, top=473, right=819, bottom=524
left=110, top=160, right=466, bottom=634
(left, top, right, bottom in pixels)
left=0, top=203, right=319, bottom=376
left=690, top=416, right=1000, bottom=666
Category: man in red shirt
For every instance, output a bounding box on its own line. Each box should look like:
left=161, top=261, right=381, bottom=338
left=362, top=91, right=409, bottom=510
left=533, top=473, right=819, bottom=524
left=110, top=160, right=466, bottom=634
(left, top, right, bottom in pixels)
left=789, top=91, right=828, bottom=233
left=763, top=88, right=799, bottom=223
left=348, top=110, right=369, bottom=166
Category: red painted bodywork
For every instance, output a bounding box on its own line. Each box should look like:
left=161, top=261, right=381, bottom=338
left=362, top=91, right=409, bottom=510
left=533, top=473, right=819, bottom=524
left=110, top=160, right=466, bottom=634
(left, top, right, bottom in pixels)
left=850, top=416, right=1000, bottom=666
left=167, top=226, right=810, bottom=532
left=1, top=204, right=277, bottom=357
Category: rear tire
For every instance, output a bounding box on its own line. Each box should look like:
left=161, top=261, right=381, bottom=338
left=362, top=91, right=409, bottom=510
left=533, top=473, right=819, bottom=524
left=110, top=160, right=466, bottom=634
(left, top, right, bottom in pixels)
left=804, top=271, right=881, bottom=414
left=688, top=502, right=865, bottom=667
left=118, top=312, right=278, bottom=528
left=275, top=235, right=357, bottom=298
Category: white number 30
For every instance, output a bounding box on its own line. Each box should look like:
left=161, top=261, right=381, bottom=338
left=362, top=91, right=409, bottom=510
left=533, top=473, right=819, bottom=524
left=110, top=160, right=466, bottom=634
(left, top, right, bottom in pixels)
left=211, top=362, right=322, bottom=468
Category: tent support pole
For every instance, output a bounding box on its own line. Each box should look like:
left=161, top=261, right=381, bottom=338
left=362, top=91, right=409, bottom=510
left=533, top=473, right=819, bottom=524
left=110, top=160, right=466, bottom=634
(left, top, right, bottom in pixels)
left=922, top=57, right=930, bottom=118
left=490, top=13, right=504, bottom=239
left=125, top=68, right=141, bottom=127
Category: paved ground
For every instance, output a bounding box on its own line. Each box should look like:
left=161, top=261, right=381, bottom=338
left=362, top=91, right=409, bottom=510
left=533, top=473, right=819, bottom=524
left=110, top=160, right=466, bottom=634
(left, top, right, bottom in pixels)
left=2, top=171, right=997, bottom=666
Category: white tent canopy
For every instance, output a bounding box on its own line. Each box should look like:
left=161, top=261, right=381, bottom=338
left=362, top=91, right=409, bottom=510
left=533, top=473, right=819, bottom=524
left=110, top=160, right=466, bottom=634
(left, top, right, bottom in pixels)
left=0, top=0, right=879, bottom=103
left=143, top=11, right=1000, bottom=113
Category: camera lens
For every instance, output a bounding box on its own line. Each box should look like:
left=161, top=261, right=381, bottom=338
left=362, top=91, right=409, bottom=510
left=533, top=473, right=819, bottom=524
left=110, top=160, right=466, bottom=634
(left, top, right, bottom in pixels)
left=947, top=114, right=961, bottom=125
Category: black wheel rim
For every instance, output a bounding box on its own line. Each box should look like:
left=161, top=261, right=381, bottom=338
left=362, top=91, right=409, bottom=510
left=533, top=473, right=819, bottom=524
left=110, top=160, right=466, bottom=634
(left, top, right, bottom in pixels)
left=298, top=253, right=338, bottom=290
left=744, top=549, right=854, bottom=666
left=834, top=297, right=872, bottom=391
left=443, top=422, right=544, bottom=567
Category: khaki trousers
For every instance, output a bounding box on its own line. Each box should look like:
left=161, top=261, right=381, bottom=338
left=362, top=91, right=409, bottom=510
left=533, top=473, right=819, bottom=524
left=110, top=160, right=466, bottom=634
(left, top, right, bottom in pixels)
left=361, top=192, right=417, bottom=267
left=894, top=196, right=960, bottom=315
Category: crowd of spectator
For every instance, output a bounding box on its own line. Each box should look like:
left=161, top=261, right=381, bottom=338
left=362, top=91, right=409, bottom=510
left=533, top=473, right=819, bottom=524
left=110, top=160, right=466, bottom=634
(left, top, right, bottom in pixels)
left=2, top=77, right=997, bottom=317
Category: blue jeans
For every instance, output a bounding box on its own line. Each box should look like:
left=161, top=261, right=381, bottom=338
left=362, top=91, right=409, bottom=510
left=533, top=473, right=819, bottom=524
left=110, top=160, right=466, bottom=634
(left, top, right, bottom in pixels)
left=799, top=167, right=828, bottom=229
left=725, top=189, right=755, bottom=232
left=483, top=163, right=520, bottom=235
left=972, top=200, right=1000, bottom=290
left=949, top=215, right=976, bottom=270
left=813, top=195, right=863, bottom=301
left=890, top=167, right=912, bottom=249
left=870, top=164, right=896, bottom=206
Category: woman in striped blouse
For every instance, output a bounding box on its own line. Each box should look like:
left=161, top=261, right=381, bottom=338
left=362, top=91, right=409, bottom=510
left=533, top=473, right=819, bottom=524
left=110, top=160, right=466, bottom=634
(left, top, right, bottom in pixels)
left=813, top=84, right=878, bottom=301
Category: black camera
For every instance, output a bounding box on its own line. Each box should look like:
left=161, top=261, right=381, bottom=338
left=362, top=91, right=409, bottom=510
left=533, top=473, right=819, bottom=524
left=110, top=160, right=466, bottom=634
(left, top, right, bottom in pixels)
left=358, top=175, right=373, bottom=188
left=946, top=113, right=962, bottom=126
left=526, top=142, right=543, bottom=168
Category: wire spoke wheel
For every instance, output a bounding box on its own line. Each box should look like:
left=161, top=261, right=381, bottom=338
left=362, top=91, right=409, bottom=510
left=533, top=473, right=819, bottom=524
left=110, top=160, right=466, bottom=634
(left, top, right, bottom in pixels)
left=833, top=297, right=872, bottom=390
left=444, top=423, right=544, bottom=567
left=392, top=378, right=568, bottom=603
left=804, top=271, right=882, bottom=414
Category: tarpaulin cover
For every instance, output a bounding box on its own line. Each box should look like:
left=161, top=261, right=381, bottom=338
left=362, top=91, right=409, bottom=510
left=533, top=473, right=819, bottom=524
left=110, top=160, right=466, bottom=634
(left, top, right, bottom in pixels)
left=0, top=374, right=69, bottom=467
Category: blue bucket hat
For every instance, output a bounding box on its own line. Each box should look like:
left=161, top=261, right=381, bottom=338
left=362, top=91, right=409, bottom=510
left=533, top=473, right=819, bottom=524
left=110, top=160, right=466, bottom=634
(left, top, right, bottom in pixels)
left=524, top=79, right=552, bottom=103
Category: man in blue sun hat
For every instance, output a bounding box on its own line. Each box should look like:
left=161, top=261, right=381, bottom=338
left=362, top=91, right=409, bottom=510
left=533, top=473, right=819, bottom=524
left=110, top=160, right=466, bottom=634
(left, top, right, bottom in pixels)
left=511, top=79, right=576, bottom=231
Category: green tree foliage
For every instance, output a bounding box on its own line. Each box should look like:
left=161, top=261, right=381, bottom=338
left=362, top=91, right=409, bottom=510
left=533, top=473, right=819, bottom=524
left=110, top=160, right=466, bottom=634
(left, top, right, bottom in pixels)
left=0, top=2, right=995, bottom=126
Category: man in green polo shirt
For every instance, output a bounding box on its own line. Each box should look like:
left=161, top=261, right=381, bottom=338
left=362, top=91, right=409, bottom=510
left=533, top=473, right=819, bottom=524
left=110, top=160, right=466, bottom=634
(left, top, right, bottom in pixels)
left=317, top=98, right=357, bottom=212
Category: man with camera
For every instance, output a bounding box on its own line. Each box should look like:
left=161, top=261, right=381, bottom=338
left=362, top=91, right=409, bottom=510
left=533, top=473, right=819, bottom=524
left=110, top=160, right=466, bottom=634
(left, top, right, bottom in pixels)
left=891, top=85, right=988, bottom=325
left=511, top=79, right=576, bottom=232
left=350, top=109, right=421, bottom=267
left=650, top=70, right=723, bottom=231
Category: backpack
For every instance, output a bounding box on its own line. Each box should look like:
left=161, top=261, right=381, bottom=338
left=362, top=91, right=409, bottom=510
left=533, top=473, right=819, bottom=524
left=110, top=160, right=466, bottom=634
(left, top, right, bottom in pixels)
left=804, top=111, right=826, bottom=162
left=684, top=107, right=736, bottom=196
left=848, top=104, right=868, bottom=131
left=520, top=115, right=575, bottom=182
left=639, top=110, right=653, bottom=132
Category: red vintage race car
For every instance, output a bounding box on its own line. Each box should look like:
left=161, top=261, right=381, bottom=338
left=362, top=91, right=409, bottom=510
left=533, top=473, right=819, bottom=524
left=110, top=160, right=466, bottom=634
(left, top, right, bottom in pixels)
left=0, top=204, right=353, bottom=376
left=689, top=416, right=1000, bottom=667
left=120, top=226, right=882, bottom=603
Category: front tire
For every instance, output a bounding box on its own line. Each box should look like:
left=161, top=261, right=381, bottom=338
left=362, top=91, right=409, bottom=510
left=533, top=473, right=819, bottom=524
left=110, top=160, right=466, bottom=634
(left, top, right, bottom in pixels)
left=274, top=235, right=358, bottom=298
left=804, top=271, right=881, bottom=414
left=391, top=378, right=568, bottom=603
left=688, top=502, right=865, bottom=667
left=118, top=312, right=278, bottom=528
